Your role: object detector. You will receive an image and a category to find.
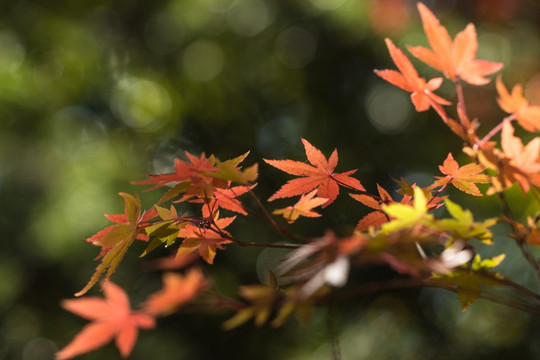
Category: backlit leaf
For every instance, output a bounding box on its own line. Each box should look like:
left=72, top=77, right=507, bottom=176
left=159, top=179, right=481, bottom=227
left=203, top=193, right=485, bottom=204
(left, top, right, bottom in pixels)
left=265, top=139, right=364, bottom=207
left=57, top=280, right=155, bottom=359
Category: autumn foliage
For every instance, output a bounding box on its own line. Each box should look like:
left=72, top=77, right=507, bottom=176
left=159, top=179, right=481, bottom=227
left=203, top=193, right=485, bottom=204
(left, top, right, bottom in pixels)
left=57, top=3, right=540, bottom=359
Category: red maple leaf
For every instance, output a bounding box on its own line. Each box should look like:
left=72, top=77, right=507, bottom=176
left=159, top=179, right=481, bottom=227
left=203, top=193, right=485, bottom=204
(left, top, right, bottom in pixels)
left=176, top=214, right=236, bottom=264
left=496, top=76, right=540, bottom=132
left=56, top=280, right=155, bottom=359
left=142, top=268, right=208, bottom=316
left=133, top=152, right=229, bottom=202
left=134, top=152, right=217, bottom=189
left=264, top=139, right=365, bottom=207
left=189, top=184, right=256, bottom=217
left=408, top=3, right=502, bottom=85
left=375, top=38, right=450, bottom=112
left=432, top=153, right=490, bottom=196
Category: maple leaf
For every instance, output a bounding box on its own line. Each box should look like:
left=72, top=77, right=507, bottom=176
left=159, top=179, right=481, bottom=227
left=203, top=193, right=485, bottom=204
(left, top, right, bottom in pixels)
left=144, top=253, right=199, bottom=271
left=432, top=153, right=490, bottom=196
left=496, top=76, right=540, bottom=132
left=222, top=273, right=279, bottom=330
left=140, top=204, right=187, bottom=257
left=500, top=122, right=540, bottom=193
left=351, top=184, right=393, bottom=231
left=209, top=153, right=258, bottom=184
left=408, top=3, right=503, bottom=85
left=510, top=216, right=540, bottom=246
left=76, top=193, right=158, bottom=297
left=264, top=139, right=365, bottom=207
left=191, top=184, right=256, bottom=217
left=143, top=268, right=208, bottom=316
left=134, top=152, right=229, bottom=202
left=176, top=213, right=236, bottom=264
left=380, top=186, right=434, bottom=234
left=433, top=254, right=505, bottom=311
left=271, top=285, right=329, bottom=328
left=435, top=199, right=497, bottom=244
left=272, top=189, right=328, bottom=223
left=375, top=38, right=450, bottom=112
left=352, top=183, right=445, bottom=232
left=134, top=152, right=217, bottom=190
left=56, top=280, right=155, bottom=359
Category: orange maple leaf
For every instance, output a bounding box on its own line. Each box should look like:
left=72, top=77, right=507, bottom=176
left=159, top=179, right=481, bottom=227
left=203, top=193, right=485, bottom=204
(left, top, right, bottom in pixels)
left=496, top=76, right=540, bottom=132
left=408, top=3, right=503, bottom=85
left=189, top=184, right=256, bottom=217
left=350, top=184, right=393, bottom=231
left=432, top=153, right=490, bottom=196
left=375, top=38, right=450, bottom=112
left=143, top=268, right=208, bottom=316
left=176, top=214, right=236, bottom=264
left=264, top=139, right=365, bottom=207
left=272, top=189, right=328, bottom=223
left=499, top=122, right=540, bottom=193
left=56, top=280, right=155, bottom=359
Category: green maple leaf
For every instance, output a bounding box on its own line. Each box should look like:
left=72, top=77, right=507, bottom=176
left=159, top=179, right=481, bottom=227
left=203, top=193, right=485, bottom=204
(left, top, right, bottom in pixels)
left=434, top=254, right=506, bottom=311
left=222, top=273, right=279, bottom=330
left=435, top=199, right=497, bottom=244
left=76, top=193, right=158, bottom=296
left=381, top=186, right=434, bottom=233
left=140, top=205, right=187, bottom=257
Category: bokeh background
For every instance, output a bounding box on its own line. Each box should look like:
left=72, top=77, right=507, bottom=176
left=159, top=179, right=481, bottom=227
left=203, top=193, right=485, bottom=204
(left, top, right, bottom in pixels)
left=2, top=0, right=540, bottom=359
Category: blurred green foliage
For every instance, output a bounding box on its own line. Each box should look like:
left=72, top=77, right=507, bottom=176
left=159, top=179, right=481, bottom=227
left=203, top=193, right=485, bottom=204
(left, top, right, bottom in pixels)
left=2, top=0, right=540, bottom=359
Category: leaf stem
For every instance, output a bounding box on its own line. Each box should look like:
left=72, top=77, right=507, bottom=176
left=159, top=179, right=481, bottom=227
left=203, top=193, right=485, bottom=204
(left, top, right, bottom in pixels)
left=205, top=220, right=301, bottom=249
left=475, top=114, right=516, bottom=149
left=246, top=190, right=307, bottom=242
left=454, top=80, right=468, bottom=125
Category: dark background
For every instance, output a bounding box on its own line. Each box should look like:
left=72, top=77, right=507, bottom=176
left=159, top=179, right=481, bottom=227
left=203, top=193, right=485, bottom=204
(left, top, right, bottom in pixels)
left=2, top=0, right=540, bottom=359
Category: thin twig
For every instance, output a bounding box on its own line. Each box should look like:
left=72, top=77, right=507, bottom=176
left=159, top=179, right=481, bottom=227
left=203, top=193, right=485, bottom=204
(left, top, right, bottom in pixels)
left=327, top=302, right=341, bottom=360
left=497, top=180, right=540, bottom=282
left=206, top=220, right=302, bottom=249
left=247, top=189, right=307, bottom=242
left=454, top=80, right=468, bottom=124
left=476, top=114, right=516, bottom=149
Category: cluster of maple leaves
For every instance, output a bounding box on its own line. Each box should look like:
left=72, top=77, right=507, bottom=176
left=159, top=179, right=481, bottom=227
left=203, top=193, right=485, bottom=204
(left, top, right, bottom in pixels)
left=57, top=3, right=540, bottom=359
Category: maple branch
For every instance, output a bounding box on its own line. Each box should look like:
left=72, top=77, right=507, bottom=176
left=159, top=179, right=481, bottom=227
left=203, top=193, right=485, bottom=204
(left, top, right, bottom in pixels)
left=427, top=182, right=448, bottom=207
left=454, top=80, right=468, bottom=125
left=246, top=189, right=306, bottom=242
left=497, top=189, right=540, bottom=282
left=319, top=277, right=540, bottom=315
left=326, top=303, right=341, bottom=360
left=518, top=237, right=540, bottom=283
left=205, top=217, right=302, bottom=250
left=473, top=269, right=540, bottom=302
left=141, top=216, right=204, bottom=228
left=475, top=114, right=516, bottom=149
